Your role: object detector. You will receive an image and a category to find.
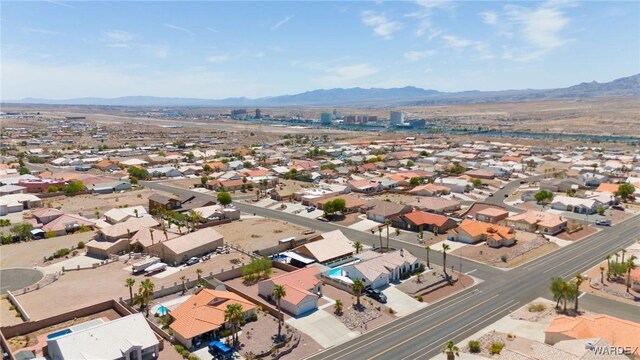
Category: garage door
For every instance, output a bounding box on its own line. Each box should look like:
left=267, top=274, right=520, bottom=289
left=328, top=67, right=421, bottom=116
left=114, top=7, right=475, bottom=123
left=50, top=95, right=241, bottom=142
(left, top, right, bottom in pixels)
left=296, top=297, right=318, bottom=316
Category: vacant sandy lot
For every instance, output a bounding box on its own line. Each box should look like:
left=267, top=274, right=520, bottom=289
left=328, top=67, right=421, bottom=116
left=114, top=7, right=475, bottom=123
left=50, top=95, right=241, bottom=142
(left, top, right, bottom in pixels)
left=453, top=236, right=559, bottom=268
left=46, top=188, right=166, bottom=216
left=1, top=231, right=96, bottom=268
left=15, top=250, right=249, bottom=320
left=215, top=217, right=314, bottom=252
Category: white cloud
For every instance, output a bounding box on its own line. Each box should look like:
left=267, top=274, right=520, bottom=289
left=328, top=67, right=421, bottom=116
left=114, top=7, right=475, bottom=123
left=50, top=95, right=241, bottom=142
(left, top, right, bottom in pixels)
left=316, top=63, right=378, bottom=87
left=22, top=27, right=62, bottom=36
left=404, top=50, right=435, bottom=61
left=102, top=30, right=134, bottom=47
left=415, top=0, right=455, bottom=11
left=361, top=10, right=402, bottom=39
left=442, top=35, right=472, bottom=48
left=164, top=23, right=195, bottom=36
left=207, top=54, right=229, bottom=63
left=271, top=15, right=294, bottom=31
left=480, top=11, right=498, bottom=25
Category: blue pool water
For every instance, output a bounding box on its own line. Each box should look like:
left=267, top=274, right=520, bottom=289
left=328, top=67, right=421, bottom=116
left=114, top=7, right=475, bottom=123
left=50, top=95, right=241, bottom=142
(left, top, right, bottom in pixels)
left=47, top=329, right=72, bottom=340
left=328, top=268, right=342, bottom=277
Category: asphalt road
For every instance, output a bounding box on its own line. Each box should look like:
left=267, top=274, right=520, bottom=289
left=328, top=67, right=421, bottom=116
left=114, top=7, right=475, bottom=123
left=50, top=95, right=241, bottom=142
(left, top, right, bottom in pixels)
left=142, top=180, right=640, bottom=360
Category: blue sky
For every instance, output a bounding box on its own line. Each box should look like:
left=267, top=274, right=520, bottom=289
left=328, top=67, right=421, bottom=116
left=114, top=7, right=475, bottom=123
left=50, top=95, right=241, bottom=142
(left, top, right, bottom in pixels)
left=2, top=0, right=639, bottom=99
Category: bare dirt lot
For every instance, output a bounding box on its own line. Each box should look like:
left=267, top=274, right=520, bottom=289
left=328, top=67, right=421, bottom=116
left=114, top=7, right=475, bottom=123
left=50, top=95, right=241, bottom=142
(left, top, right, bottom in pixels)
left=452, top=236, right=559, bottom=268
left=215, top=217, right=313, bottom=252
left=15, top=250, right=250, bottom=320
left=1, top=231, right=97, bottom=268
left=46, top=189, right=166, bottom=216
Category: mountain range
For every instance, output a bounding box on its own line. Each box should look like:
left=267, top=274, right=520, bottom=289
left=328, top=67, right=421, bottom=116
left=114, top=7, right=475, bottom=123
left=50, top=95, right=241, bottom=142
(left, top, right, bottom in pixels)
left=9, top=74, right=639, bottom=108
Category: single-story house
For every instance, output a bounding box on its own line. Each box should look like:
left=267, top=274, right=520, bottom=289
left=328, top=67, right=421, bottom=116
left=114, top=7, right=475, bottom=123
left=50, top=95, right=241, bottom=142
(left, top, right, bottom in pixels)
left=0, top=193, right=42, bottom=215
left=314, top=194, right=366, bottom=213
left=347, top=179, right=383, bottom=193
left=409, top=183, right=450, bottom=197
left=42, top=214, right=95, bottom=236
left=104, top=206, right=149, bottom=224
left=550, top=195, right=602, bottom=214
left=158, top=227, right=224, bottom=265
left=98, top=216, right=160, bottom=241
left=292, top=230, right=354, bottom=267
left=395, top=210, right=457, bottom=234
left=170, top=289, right=257, bottom=349
left=89, top=180, right=132, bottom=194
left=148, top=193, right=182, bottom=214
left=258, top=267, right=321, bottom=316
left=506, top=211, right=567, bottom=235
left=342, top=249, right=420, bottom=289
left=47, top=313, right=160, bottom=360
left=408, top=197, right=461, bottom=214
left=475, top=207, right=509, bottom=224
left=448, top=219, right=516, bottom=248
left=149, top=166, right=181, bottom=178
left=545, top=314, right=640, bottom=349
left=365, top=200, right=413, bottom=223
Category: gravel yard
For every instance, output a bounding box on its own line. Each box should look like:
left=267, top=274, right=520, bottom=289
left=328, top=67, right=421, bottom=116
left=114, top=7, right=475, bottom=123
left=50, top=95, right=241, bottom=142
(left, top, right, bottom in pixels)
left=45, top=188, right=163, bottom=215
left=1, top=231, right=97, bottom=268
left=452, top=236, right=559, bottom=268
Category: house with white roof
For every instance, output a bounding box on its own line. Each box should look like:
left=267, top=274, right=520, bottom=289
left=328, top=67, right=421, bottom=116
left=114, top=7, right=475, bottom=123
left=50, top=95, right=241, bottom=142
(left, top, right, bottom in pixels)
left=341, top=249, right=420, bottom=289
left=550, top=195, right=602, bottom=214
left=47, top=313, right=160, bottom=360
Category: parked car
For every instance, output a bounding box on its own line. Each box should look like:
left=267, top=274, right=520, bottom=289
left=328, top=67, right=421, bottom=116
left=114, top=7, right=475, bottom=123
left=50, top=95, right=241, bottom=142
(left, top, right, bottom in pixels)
left=488, top=193, right=494, bottom=197
left=365, top=288, right=387, bottom=303
left=185, top=257, right=200, bottom=266
left=595, top=219, right=612, bottom=226
left=504, top=193, right=509, bottom=198
left=306, top=206, right=316, bottom=212
left=520, top=180, right=527, bottom=184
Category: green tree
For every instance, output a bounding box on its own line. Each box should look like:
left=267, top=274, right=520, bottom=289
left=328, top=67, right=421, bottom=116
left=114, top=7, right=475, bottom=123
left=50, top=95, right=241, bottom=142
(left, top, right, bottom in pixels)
left=224, top=303, right=244, bottom=345
left=442, top=243, right=450, bottom=275
left=47, top=185, right=59, bottom=193
left=443, top=340, right=460, bottom=360
left=125, top=278, right=135, bottom=304
left=616, top=183, right=636, bottom=201
left=626, top=257, right=636, bottom=292
left=550, top=277, right=565, bottom=309
left=19, top=166, right=31, bottom=175
left=596, top=205, right=605, bottom=216
left=574, top=274, right=584, bottom=312
left=217, top=191, right=232, bottom=206
left=471, top=178, right=482, bottom=188
left=10, top=223, right=34, bottom=241
left=128, top=166, right=150, bottom=181
left=406, top=160, right=415, bottom=167
left=200, top=176, right=208, bottom=186
left=272, top=284, right=286, bottom=339
left=534, top=190, right=554, bottom=204
left=409, top=177, right=423, bottom=186
left=139, top=279, right=155, bottom=317
left=334, top=299, right=343, bottom=315
left=62, top=180, right=85, bottom=195
left=351, top=278, right=365, bottom=307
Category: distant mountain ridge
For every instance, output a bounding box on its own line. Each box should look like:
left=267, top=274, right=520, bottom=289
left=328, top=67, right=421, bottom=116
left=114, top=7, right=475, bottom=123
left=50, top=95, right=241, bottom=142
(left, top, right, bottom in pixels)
left=8, top=74, right=639, bottom=107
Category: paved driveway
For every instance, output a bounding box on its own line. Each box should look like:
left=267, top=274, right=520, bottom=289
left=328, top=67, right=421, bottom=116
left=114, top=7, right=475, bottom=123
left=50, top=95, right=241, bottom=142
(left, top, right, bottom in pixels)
left=286, top=310, right=358, bottom=348
left=348, top=219, right=380, bottom=232
left=382, top=286, right=427, bottom=317
left=298, top=209, right=324, bottom=219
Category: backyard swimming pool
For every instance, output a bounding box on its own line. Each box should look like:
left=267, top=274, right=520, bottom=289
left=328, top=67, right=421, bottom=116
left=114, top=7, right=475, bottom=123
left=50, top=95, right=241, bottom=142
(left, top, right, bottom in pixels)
left=328, top=268, right=342, bottom=277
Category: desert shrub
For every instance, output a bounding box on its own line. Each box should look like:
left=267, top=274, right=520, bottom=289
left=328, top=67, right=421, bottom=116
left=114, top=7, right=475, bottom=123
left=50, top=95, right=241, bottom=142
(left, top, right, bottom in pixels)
left=528, top=303, right=546, bottom=312
left=489, top=341, right=505, bottom=355
left=415, top=295, right=423, bottom=302
left=468, top=340, right=481, bottom=353
left=53, top=248, right=71, bottom=258
left=44, top=231, right=57, bottom=239
left=388, top=307, right=395, bottom=314
left=500, top=255, right=508, bottom=263
left=250, top=313, right=258, bottom=322
left=77, top=241, right=85, bottom=249
left=188, top=356, right=200, bottom=360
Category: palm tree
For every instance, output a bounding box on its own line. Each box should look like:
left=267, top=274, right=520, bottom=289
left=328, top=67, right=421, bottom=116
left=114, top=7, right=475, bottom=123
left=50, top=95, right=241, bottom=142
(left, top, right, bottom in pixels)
left=550, top=277, right=565, bottom=309
left=626, top=257, right=636, bottom=292
left=574, top=274, right=584, bottom=312
left=179, top=276, right=187, bottom=295
left=334, top=299, right=343, bottom=315
left=385, top=219, right=392, bottom=251
left=224, top=303, right=244, bottom=346
left=599, top=266, right=605, bottom=284
left=272, top=284, right=286, bottom=339
left=561, top=280, right=576, bottom=313
left=443, top=340, right=459, bottom=360
left=139, top=279, right=155, bottom=317
left=377, top=226, right=383, bottom=251
left=353, top=241, right=363, bottom=254
left=442, top=243, right=451, bottom=274
left=125, top=278, right=135, bottom=304
left=196, top=268, right=203, bottom=280
left=425, top=246, right=431, bottom=269
left=621, top=248, right=627, bottom=263
left=416, top=272, right=423, bottom=283
left=351, top=278, right=365, bottom=308
left=606, top=255, right=612, bottom=280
